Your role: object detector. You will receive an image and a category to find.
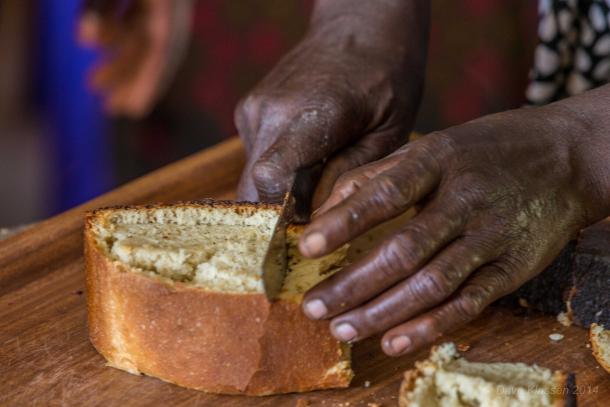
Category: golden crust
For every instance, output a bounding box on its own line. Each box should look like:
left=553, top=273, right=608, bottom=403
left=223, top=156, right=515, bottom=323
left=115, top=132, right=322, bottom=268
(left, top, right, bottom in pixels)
left=89, top=199, right=283, bottom=217
left=590, top=323, right=610, bottom=375
left=398, top=369, right=422, bottom=407
left=84, top=205, right=352, bottom=395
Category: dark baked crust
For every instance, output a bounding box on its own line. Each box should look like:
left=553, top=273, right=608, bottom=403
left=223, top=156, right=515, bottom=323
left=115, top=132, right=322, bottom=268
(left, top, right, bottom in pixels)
left=500, top=219, right=610, bottom=328
left=84, top=205, right=352, bottom=395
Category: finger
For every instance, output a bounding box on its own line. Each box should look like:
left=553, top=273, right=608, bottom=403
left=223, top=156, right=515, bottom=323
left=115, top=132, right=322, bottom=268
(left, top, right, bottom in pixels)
left=235, top=96, right=279, bottom=202
left=251, top=99, right=364, bottom=203
left=312, top=128, right=407, bottom=210
left=299, top=146, right=442, bottom=258
left=313, top=151, right=406, bottom=217
left=237, top=170, right=259, bottom=202
left=302, top=198, right=467, bottom=320
left=326, top=236, right=500, bottom=342
left=380, top=262, right=517, bottom=356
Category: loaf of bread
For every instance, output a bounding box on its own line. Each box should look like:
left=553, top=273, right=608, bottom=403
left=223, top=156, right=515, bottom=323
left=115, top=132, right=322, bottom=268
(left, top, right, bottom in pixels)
left=84, top=201, right=353, bottom=395
left=590, top=324, right=610, bottom=374
left=399, top=343, right=575, bottom=407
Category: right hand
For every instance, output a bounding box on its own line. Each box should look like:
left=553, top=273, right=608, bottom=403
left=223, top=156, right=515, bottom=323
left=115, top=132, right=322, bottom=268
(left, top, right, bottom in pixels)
left=235, top=1, right=430, bottom=209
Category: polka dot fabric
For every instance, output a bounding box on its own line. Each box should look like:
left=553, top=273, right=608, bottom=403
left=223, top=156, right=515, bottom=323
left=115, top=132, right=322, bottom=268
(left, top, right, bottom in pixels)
left=527, top=0, right=610, bottom=104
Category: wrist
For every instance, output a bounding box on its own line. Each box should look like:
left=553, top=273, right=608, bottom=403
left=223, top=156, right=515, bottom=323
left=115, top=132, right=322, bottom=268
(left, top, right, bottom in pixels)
left=547, top=93, right=610, bottom=223
left=307, top=0, right=429, bottom=62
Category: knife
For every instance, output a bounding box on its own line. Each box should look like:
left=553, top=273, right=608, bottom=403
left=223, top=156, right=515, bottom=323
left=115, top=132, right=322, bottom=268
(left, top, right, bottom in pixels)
left=260, top=170, right=311, bottom=300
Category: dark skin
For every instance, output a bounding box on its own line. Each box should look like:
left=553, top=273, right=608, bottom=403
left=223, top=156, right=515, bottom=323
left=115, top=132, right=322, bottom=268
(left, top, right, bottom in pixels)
left=238, top=0, right=610, bottom=355
left=299, top=89, right=610, bottom=355
left=235, top=0, right=430, bottom=205
left=82, top=0, right=610, bottom=356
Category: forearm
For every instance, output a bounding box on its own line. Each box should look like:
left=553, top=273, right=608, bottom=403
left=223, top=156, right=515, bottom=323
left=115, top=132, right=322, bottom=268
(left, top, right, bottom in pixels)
left=549, top=84, right=610, bottom=223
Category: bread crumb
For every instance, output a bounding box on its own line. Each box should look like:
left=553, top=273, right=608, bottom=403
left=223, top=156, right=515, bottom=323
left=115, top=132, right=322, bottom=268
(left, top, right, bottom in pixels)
left=367, top=403, right=381, bottom=407
left=364, top=380, right=371, bottom=388
left=549, top=333, right=564, bottom=342
left=586, top=343, right=591, bottom=348
left=518, top=298, right=529, bottom=307
left=557, top=312, right=573, bottom=327
left=457, top=343, right=471, bottom=352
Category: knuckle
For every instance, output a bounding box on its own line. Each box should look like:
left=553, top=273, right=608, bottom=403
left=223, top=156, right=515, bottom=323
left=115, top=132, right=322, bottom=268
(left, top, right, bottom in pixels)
left=329, top=277, right=360, bottom=306
left=335, top=204, right=367, bottom=238
left=465, top=234, right=503, bottom=260
left=333, top=172, right=363, bottom=199
left=252, top=161, right=280, bottom=183
left=418, top=316, right=443, bottom=340
left=361, top=301, right=393, bottom=328
left=373, top=175, right=411, bottom=212
left=381, top=232, right=424, bottom=272
left=304, top=93, right=343, bottom=116
left=236, top=94, right=261, bottom=121
left=251, top=161, right=286, bottom=198
left=455, top=285, right=489, bottom=320
left=419, top=267, right=457, bottom=301
left=487, top=261, right=519, bottom=295
left=426, top=131, right=458, bottom=157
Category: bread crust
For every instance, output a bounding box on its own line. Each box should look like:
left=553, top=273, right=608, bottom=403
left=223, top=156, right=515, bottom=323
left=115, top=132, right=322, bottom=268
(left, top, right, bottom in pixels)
left=589, top=323, right=610, bottom=375
left=84, top=204, right=352, bottom=395
left=398, top=344, right=576, bottom=407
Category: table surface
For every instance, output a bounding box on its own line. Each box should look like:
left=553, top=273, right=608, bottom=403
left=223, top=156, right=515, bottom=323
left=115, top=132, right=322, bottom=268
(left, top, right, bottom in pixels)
left=0, top=137, right=608, bottom=406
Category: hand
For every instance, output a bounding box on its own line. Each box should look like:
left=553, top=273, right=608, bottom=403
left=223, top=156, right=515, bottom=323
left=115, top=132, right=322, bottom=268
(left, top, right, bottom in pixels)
left=78, top=0, right=193, bottom=117
left=298, top=104, right=609, bottom=356
left=235, top=0, right=429, bottom=209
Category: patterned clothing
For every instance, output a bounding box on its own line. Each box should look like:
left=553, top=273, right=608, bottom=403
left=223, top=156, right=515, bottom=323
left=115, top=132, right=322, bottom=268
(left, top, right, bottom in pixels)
left=527, top=0, right=610, bottom=104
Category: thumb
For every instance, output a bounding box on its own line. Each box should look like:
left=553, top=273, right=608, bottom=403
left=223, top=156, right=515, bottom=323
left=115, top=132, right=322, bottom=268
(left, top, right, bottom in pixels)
left=250, top=105, right=361, bottom=204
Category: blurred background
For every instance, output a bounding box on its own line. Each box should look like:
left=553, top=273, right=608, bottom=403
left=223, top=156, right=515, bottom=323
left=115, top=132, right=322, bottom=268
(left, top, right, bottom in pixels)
left=0, top=0, right=536, bottom=227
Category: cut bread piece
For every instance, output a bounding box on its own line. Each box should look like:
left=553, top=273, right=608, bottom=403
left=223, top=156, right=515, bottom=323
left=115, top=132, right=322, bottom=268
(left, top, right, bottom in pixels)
left=92, top=201, right=280, bottom=294
left=502, top=218, right=610, bottom=329
left=590, top=323, right=610, bottom=374
left=85, top=201, right=352, bottom=395
left=399, top=343, right=575, bottom=407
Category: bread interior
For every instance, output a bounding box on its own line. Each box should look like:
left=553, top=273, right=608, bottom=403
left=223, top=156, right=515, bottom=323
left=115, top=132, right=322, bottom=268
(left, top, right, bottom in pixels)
left=90, top=204, right=350, bottom=299
left=591, top=324, right=610, bottom=368
left=91, top=205, right=280, bottom=293
left=406, top=343, right=562, bottom=407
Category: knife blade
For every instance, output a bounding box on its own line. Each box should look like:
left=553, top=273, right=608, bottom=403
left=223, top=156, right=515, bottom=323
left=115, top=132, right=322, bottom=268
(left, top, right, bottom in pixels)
left=260, top=181, right=296, bottom=300
left=261, top=163, right=323, bottom=300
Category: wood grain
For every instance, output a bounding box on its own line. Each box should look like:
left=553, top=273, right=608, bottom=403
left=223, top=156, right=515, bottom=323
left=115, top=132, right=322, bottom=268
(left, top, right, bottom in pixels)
left=0, top=137, right=608, bottom=406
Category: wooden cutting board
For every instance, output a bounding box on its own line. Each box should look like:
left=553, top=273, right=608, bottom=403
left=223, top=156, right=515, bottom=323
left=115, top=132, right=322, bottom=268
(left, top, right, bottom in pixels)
left=0, top=137, right=608, bottom=406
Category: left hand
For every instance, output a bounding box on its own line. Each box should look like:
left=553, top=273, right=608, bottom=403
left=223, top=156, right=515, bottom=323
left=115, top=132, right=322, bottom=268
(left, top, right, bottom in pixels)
left=298, top=104, right=607, bottom=356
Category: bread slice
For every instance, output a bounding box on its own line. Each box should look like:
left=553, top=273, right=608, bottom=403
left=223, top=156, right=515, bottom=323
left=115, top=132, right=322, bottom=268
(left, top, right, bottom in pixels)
left=85, top=201, right=352, bottom=395
left=399, top=343, right=575, bottom=407
left=590, top=323, right=610, bottom=374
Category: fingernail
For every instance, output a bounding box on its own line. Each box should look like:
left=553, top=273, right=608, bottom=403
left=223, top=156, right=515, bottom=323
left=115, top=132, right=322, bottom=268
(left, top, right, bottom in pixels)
left=334, top=323, right=358, bottom=342
left=390, top=335, right=412, bottom=354
left=303, top=299, right=328, bottom=319
left=303, top=232, right=326, bottom=256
